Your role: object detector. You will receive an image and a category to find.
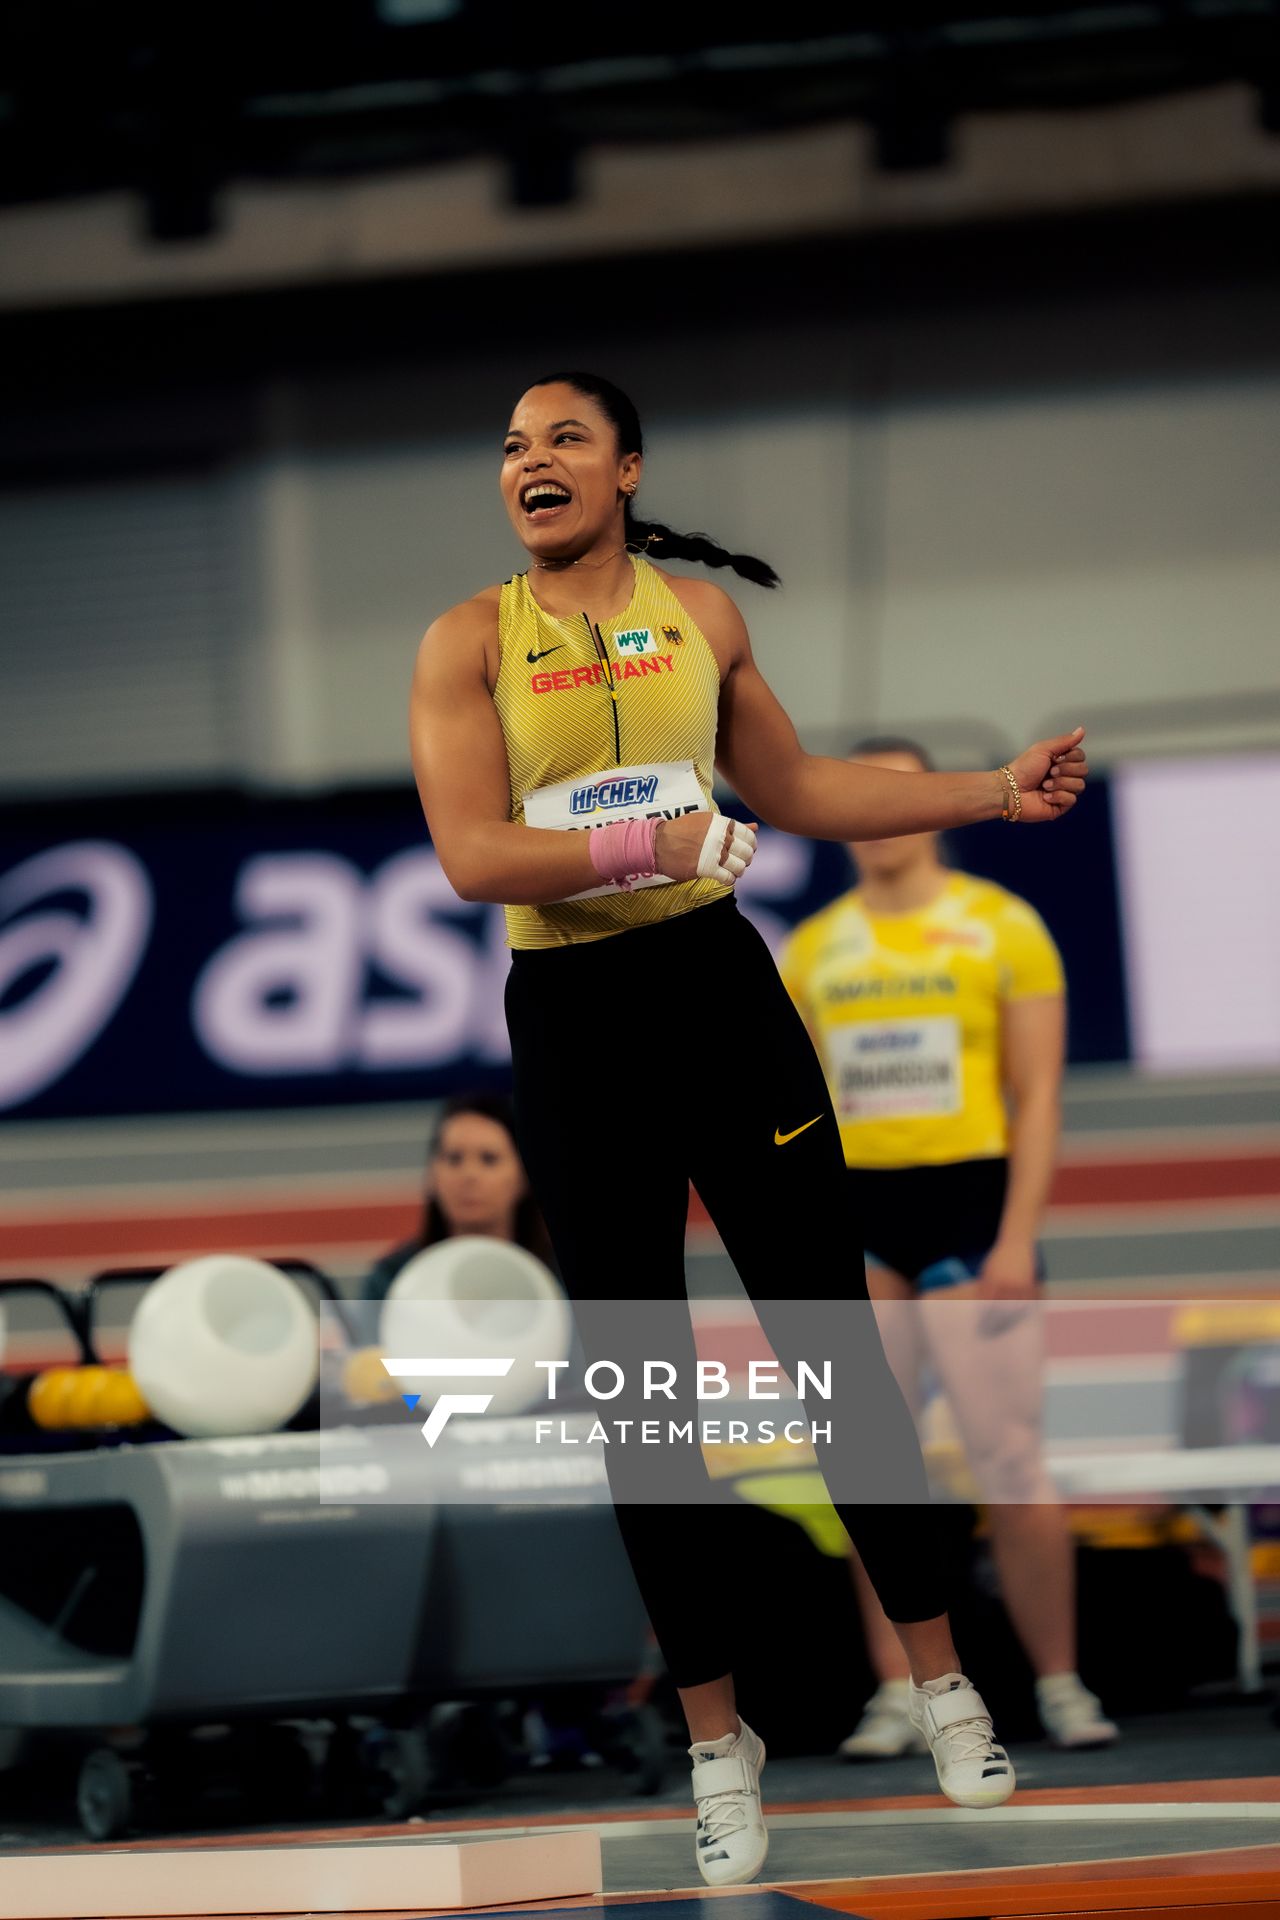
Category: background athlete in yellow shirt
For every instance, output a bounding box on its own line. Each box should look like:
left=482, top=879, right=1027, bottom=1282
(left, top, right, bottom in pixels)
left=781, top=737, right=1119, bottom=1758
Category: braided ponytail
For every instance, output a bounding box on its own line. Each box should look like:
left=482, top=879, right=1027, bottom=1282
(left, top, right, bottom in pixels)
left=624, top=507, right=781, bottom=589
left=530, top=369, right=781, bottom=589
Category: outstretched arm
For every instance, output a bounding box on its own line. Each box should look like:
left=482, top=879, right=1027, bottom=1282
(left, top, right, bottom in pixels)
left=707, top=591, right=1086, bottom=835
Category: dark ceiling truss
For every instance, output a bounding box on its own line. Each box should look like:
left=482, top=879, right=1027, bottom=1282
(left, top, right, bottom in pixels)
left=0, top=2, right=1276, bottom=235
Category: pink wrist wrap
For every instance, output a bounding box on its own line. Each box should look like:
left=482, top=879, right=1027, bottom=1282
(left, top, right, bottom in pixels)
left=588, top=817, right=659, bottom=891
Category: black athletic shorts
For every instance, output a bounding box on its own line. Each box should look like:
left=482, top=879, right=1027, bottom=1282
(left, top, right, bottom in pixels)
left=846, top=1157, right=1018, bottom=1287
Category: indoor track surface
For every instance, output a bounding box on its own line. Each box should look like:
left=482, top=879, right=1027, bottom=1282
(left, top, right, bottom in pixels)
left=2, top=1069, right=1277, bottom=1914
left=4, top=1715, right=1279, bottom=1917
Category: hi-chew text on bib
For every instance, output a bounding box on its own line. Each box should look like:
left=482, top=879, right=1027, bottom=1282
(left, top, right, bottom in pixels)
left=523, top=759, right=707, bottom=900
left=829, top=1015, right=962, bottom=1120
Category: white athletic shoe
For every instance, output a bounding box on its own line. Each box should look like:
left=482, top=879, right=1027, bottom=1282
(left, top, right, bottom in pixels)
left=1036, top=1672, right=1119, bottom=1749
left=688, top=1719, right=768, bottom=1887
left=838, top=1679, right=928, bottom=1759
left=907, top=1672, right=1015, bottom=1808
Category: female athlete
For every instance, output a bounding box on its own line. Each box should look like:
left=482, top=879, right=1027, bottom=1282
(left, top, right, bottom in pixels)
left=410, top=372, right=1089, bottom=1885
left=781, top=738, right=1118, bottom=1763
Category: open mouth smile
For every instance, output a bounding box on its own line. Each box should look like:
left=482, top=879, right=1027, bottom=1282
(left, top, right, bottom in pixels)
left=521, top=482, right=573, bottom=522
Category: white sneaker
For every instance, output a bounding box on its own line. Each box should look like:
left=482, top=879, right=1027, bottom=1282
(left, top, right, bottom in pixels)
left=907, top=1672, right=1015, bottom=1808
left=1036, top=1672, right=1119, bottom=1749
left=838, top=1679, right=928, bottom=1759
left=688, top=1719, right=768, bottom=1887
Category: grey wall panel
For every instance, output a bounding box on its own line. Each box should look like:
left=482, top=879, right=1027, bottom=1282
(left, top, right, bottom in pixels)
left=0, top=471, right=248, bottom=794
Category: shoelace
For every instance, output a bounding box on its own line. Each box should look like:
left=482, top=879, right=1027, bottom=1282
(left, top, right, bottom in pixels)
left=937, top=1714, right=1003, bottom=1762
left=698, top=1786, right=753, bottom=1844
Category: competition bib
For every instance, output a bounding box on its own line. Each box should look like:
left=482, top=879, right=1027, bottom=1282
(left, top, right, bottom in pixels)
left=829, top=1016, right=962, bottom=1121
left=523, top=759, right=707, bottom=900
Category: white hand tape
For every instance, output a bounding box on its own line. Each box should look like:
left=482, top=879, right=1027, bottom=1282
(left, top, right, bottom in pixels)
left=696, top=815, right=758, bottom=884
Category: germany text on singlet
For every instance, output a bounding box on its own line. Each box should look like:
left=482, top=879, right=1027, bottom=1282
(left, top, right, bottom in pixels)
left=492, top=554, right=728, bottom=949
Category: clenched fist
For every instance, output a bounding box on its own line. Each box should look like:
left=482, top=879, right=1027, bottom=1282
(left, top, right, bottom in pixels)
left=1005, top=727, right=1089, bottom=824
left=655, top=812, right=759, bottom=883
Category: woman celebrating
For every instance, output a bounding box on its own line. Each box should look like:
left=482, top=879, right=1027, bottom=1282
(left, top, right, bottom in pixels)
left=410, top=371, right=1088, bottom=1886
left=781, top=738, right=1118, bottom=1760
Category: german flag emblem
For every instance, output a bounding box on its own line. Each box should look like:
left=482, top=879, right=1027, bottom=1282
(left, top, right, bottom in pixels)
left=661, top=624, right=683, bottom=646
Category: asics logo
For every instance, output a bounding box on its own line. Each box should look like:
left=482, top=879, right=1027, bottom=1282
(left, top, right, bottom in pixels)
left=774, top=1116, right=821, bottom=1146
left=0, top=841, right=154, bottom=1111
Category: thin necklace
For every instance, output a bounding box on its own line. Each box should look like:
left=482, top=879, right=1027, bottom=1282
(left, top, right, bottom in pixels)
left=531, top=543, right=630, bottom=572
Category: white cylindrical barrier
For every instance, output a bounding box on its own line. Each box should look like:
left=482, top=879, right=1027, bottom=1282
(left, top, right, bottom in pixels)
left=129, top=1255, right=318, bottom=1438
left=380, top=1238, right=571, bottom=1419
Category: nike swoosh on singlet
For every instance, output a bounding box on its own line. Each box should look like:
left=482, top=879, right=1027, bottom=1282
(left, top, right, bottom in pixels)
left=527, top=645, right=564, bottom=663
left=774, top=1116, right=822, bottom=1145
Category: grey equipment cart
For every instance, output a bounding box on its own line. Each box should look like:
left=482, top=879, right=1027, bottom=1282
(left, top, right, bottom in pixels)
left=0, top=1270, right=663, bottom=1838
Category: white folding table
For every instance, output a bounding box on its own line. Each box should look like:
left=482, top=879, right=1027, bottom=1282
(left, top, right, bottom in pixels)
left=1048, top=1442, right=1280, bottom=1694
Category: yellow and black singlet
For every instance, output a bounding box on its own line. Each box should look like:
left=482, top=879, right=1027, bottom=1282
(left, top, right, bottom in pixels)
left=493, top=554, right=727, bottom=949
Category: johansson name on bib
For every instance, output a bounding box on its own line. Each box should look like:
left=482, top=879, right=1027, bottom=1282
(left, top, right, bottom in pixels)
left=522, top=759, right=707, bottom=900
left=829, top=1015, right=963, bottom=1121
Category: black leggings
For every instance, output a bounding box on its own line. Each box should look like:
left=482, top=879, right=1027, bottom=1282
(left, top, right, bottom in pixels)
left=505, top=893, right=950, bottom=1689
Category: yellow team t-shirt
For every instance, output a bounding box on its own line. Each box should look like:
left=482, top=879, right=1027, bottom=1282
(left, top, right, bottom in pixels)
left=779, top=872, right=1064, bottom=1169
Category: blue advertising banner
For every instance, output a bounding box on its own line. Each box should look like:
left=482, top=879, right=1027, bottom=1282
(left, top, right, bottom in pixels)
left=0, top=783, right=1127, bottom=1119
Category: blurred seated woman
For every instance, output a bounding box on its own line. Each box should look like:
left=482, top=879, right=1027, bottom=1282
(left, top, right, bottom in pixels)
left=362, top=1092, right=556, bottom=1301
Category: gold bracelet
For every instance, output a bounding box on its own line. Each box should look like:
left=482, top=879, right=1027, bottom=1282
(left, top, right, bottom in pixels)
left=997, top=765, right=1022, bottom=823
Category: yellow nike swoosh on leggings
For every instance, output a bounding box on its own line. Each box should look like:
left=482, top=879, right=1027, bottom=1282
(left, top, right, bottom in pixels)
left=774, top=1116, right=822, bottom=1145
